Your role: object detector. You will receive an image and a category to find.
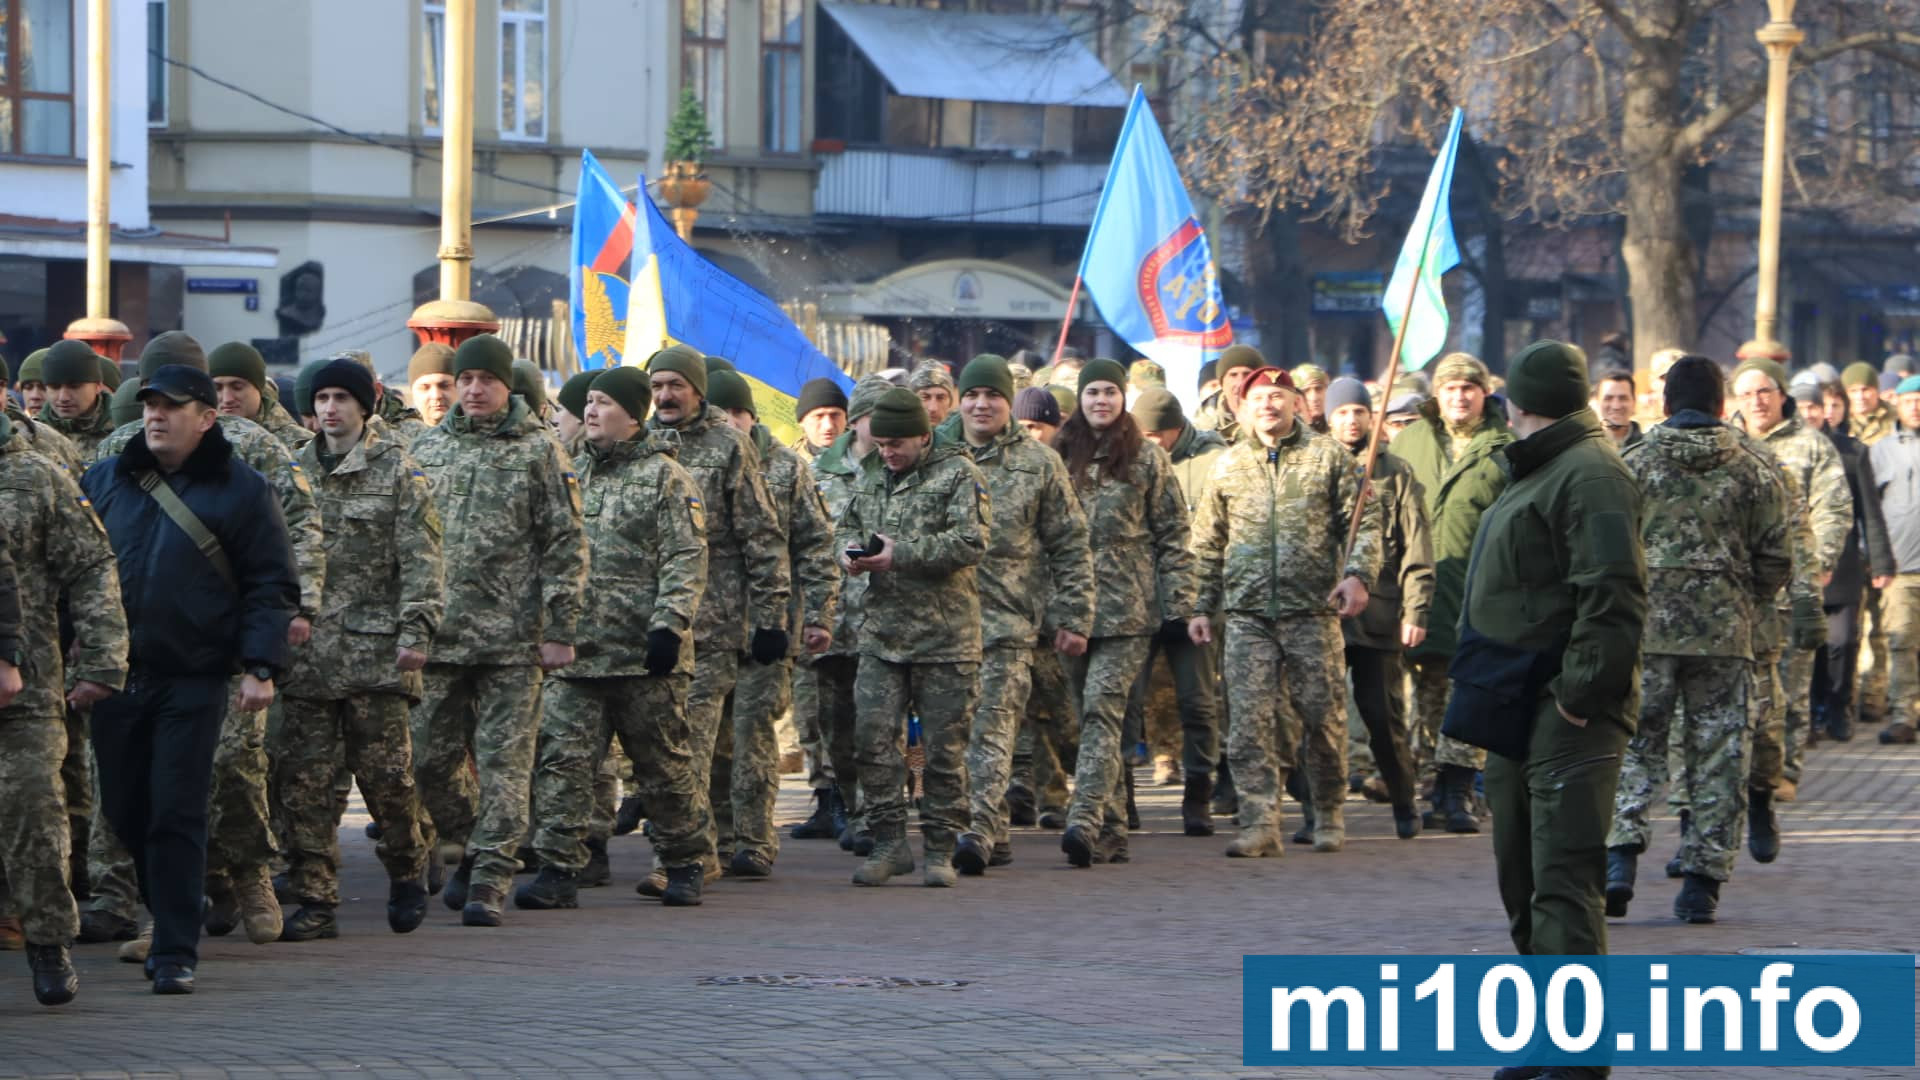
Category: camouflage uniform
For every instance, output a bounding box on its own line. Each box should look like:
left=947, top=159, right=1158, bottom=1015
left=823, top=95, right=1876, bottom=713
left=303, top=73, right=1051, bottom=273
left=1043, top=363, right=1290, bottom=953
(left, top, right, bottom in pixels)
left=409, top=398, right=587, bottom=894
left=960, top=424, right=1091, bottom=853
left=1608, top=419, right=1792, bottom=881
left=38, top=394, right=118, bottom=460
left=254, top=396, right=314, bottom=451
left=713, top=428, right=837, bottom=864
left=807, top=431, right=875, bottom=835
left=530, top=433, right=713, bottom=873
left=1066, top=437, right=1196, bottom=845
left=840, top=443, right=989, bottom=856
left=0, top=416, right=127, bottom=947
left=377, top=393, right=433, bottom=449
left=1016, top=643, right=1079, bottom=818
left=1191, top=419, right=1383, bottom=833
left=276, top=422, right=442, bottom=906
left=5, top=401, right=84, bottom=478
left=647, top=404, right=789, bottom=861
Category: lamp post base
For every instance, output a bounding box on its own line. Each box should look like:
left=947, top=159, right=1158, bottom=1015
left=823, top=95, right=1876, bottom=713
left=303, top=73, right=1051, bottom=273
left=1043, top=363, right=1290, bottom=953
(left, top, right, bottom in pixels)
left=62, top=316, right=133, bottom=362
left=408, top=299, right=500, bottom=350
left=1735, top=337, right=1791, bottom=364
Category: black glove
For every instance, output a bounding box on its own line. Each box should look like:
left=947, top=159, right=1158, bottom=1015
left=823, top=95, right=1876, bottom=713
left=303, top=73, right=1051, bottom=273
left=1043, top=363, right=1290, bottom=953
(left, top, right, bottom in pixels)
left=644, top=629, right=681, bottom=676
left=750, top=627, right=790, bottom=664
left=1156, top=618, right=1189, bottom=646
left=1790, top=595, right=1827, bottom=651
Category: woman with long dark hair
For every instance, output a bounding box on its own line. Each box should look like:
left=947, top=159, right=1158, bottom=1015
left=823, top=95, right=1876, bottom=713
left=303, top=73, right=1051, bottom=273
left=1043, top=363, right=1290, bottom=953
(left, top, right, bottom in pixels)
left=1051, top=359, right=1197, bottom=867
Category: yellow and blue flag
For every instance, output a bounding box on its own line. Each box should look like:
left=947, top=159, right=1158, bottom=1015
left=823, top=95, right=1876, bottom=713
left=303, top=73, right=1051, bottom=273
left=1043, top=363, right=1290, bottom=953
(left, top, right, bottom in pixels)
left=1078, top=85, right=1231, bottom=415
left=1382, top=108, right=1464, bottom=373
left=569, top=150, right=637, bottom=371
left=622, top=172, right=852, bottom=441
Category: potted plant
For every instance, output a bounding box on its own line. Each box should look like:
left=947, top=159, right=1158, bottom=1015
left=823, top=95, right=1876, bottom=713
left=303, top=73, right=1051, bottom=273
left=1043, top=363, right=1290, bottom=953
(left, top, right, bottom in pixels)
left=660, top=87, right=714, bottom=211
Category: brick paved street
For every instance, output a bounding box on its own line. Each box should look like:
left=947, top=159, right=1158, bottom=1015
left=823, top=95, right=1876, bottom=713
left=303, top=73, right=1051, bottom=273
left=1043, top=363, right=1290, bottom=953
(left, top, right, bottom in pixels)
left=4, top=741, right=1916, bottom=1079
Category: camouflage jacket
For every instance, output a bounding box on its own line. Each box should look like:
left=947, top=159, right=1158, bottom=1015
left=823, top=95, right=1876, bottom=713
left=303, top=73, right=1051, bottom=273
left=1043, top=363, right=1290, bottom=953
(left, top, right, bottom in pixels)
left=1746, top=413, right=1852, bottom=576
left=838, top=442, right=989, bottom=663
left=565, top=432, right=707, bottom=679
left=963, top=424, right=1093, bottom=649
left=0, top=414, right=127, bottom=715
left=1168, top=423, right=1229, bottom=514
left=1192, top=418, right=1384, bottom=620
left=5, top=401, right=84, bottom=479
left=410, top=398, right=588, bottom=663
left=38, top=393, right=118, bottom=459
left=1725, top=429, right=1805, bottom=657
left=648, top=403, right=790, bottom=650
left=282, top=423, right=444, bottom=701
left=1343, top=442, right=1434, bottom=651
left=1625, top=415, right=1793, bottom=660
left=1852, top=402, right=1895, bottom=447
left=1075, top=435, right=1196, bottom=637
left=97, top=413, right=326, bottom=620
left=752, top=425, right=839, bottom=651
left=377, top=392, right=432, bottom=449
left=813, top=430, right=876, bottom=657
left=0, top=523, right=16, bottom=667
left=256, top=397, right=314, bottom=451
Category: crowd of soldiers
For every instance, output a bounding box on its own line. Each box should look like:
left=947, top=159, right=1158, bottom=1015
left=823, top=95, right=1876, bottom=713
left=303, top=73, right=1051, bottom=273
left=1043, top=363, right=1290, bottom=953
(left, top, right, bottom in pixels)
left=0, top=320, right=1910, bottom=1008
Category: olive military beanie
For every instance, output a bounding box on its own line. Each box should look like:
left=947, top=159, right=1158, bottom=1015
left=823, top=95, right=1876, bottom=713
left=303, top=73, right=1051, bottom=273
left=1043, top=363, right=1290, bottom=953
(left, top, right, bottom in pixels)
left=1504, top=340, right=1590, bottom=419
left=408, top=342, right=456, bottom=382
left=15, top=348, right=48, bottom=385
left=208, top=341, right=269, bottom=392
left=590, top=365, right=652, bottom=421
left=453, top=334, right=515, bottom=385
left=868, top=386, right=931, bottom=438
left=42, top=339, right=105, bottom=385
left=707, top=368, right=757, bottom=418
left=139, top=331, right=207, bottom=379
left=1132, top=387, right=1184, bottom=431
left=1216, top=344, right=1266, bottom=375
left=1842, top=361, right=1879, bottom=389
left=109, top=378, right=144, bottom=426
left=958, top=354, right=1015, bottom=401
left=557, top=370, right=599, bottom=421
left=1077, top=357, right=1129, bottom=394
left=646, top=344, right=708, bottom=398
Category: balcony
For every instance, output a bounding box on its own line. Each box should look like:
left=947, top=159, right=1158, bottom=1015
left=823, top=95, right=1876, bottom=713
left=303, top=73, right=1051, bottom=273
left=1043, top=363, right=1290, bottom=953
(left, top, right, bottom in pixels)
left=813, top=147, right=1106, bottom=227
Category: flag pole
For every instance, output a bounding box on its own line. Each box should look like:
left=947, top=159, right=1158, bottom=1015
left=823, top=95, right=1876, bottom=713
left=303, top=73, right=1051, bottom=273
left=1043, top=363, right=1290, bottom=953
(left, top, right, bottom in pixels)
left=1340, top=238, right=1431, bottom=571
left=1049, top=275, right=1084, bottom=367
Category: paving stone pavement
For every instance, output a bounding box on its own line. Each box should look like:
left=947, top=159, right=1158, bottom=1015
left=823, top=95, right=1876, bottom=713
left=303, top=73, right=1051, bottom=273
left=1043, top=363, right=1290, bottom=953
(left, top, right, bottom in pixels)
left=3, top=741, right=1915, bottom=1079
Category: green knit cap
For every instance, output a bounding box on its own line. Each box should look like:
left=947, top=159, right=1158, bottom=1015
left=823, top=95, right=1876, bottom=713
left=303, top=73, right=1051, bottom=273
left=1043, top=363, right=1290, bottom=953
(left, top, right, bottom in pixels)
left=646, top=344, right=708, bottom=398
left=1730, top=356, right=1788, bottom=393
left=590, top=365, right=652, bottom=422
left=207, top=341, right=268, bottom=391
left=109, top=378, right=144, bottom=426
left=1133, top=387, right=1184, bottom=431
left=1047, top=383, right=1075, bottom=415
left=1504, top=340, right=1590, bottom=419
left=453, top=334, right=515, bottom=384
left=16, top=348, right=48, bottom=384
left=1842, top=361, right=1878, bottom=389
left=97, top=354, right=122, bottom=390
left=293, top=358, right=330, bottom=416
left=1216, top=343, right=1266, bottom=374
left=958, top=353, right=1015, bottom=401
left=139, top=331, right=207, bottom=379
left=557, top=370, right=599, bottom=421
left=707, top=368, right=757, bottom=417
left=1077, top=357, right=1128, bottom=394
left=1290, top=363, right=1330, bottom=389
left=43, top=339, right=105, bottom=385
left=511, top=358, right=547, bottom=411
left=868, top=386, right=931, bottom=438
left=847, top=373, right=894, bottom=422
left=704, top=355, right=737, bottom=374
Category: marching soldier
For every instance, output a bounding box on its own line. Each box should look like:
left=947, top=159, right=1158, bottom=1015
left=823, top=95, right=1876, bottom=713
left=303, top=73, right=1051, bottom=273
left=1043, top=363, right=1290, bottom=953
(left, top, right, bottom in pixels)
left=37, top=340, right=117, bottom=457
left=210, top=342, right=312, bottom=451
left=408, top=343, right=457, bottom=428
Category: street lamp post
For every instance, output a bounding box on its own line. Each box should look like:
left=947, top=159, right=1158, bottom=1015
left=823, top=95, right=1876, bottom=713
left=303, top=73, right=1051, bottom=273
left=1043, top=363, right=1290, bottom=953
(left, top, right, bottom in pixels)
left=64, top=0, right=132, bottom=362
left=1736, top=0, right=1803, bottom=364
left=408, top=0, right=499, bottom=349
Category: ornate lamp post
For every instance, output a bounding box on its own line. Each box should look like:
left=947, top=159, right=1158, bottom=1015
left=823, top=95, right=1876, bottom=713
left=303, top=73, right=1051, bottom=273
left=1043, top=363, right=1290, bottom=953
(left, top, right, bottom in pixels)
left=1736, top=0, right=1803, bottom=364
left=408, top=0, right=499, bottom=349
left=64, top=0, right=132, bottom=361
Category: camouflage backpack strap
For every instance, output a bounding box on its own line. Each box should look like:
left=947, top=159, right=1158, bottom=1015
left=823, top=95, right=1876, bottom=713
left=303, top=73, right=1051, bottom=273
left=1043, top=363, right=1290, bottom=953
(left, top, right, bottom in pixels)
left=135, top=469, right=237, bottom=591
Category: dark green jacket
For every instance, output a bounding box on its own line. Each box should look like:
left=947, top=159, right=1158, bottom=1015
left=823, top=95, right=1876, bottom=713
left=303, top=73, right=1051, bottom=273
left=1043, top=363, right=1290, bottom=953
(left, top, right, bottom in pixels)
left=1389, top=399, right=1513, bottom=659
left=1462, top=410, right=1648, bottom=728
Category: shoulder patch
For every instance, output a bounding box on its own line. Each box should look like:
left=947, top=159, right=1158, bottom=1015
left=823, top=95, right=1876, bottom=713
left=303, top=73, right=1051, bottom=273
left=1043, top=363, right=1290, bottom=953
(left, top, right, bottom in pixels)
left=686, top=494, right=705, bottom=531
left=1590, top=509, right=1636, bottom=566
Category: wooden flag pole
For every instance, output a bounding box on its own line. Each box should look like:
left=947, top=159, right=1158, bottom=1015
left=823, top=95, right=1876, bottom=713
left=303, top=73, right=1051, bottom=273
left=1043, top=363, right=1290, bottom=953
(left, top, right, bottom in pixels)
left=1049, top=276, right=1084, bottom=367
left=1340, top=238, right=1431, bottom=571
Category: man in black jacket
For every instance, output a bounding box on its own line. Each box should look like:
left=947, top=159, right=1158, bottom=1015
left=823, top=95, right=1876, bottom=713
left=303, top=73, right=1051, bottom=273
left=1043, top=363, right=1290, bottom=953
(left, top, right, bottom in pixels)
left=81, top=365, right=300, bottom=995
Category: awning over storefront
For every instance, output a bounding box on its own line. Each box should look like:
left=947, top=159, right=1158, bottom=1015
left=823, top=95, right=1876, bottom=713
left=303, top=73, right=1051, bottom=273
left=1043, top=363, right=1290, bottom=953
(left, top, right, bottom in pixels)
left=819, top=2, right=1128, bottom=108
left=0, top=215, right=276, bottom=268
left=821, top=258, right=1085, bottom=322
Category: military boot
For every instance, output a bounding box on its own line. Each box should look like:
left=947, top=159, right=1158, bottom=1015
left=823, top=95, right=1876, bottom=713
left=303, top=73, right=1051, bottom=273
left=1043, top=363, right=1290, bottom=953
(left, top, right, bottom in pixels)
left=1748, top=786, right=1780, bottom=863
left=952, top=832, right=991, bottom=876
left=1181, top=774, right=1215, bottom=837
left=1674, top=873, right=1721, bottom=924
left=790, top=789, right=837, bottom=839
left=27, top=944, right=77, bottom=1006
left=387, top=879, right=428, bottom=933
left=280, top=905, right=338, bottom=942
left=462, top=883, right=505, bottom=927
left=1392, top=803, right=1421, bottom=840
left=513, top=844, right=540, bottom=874
left=1061, top=824, right=1097, bottom=868
left=442, top=853, right=475, bottom=910
left=1291, top=801, right=1316, bottom=846
left=1006, top=783, right=1037, bottom=827
left=1225, top=825, right=1283, bottom=858
left=613, top=794, right=646, bottom=836
left=236, top=866, right=283, bottom=944
left=1036, top=808, right=1067, bottom=830
left=1605, top=846, right=1638, bottom=917
left=76, top=910, right=137, bottom=944
left=513, top=867, right=579, bottom=910
left=849, top=822, right=876, bottom=857
left=118, top=920, right=152, bottom=964
left=580, top=838, right=612, bottom=887
left=1439, top=765, right=1480, bottom=834
left=1212, top=757, right=1238, bottom=817
left=852, top=825, right=914, bottom=886
left=203, top=880, right=239, bottom=937
left=1825, top=706, right=1854, bottom=742
left=989, top=840, right=1013, bottom=867
left=1666, top=809, right=1690, bottom=878
left=924, top=850, right=957, bottom=888
left=1878, top=719, right=1915, bottom=744
left=829, top=790, right=850, bottom=838
left=727, top=850, right=773, bottom=878
left=661, top=864, right=704, bottom=906
left=1311, top=804, right=1345, bottom=853
left=635, top=868, right=669, bottom=899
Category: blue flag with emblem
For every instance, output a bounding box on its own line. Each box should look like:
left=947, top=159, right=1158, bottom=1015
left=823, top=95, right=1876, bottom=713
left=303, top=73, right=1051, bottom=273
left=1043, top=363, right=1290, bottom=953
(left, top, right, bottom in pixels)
left=569, top=150, right=637, bottom=372
left=1076, top=85, right=1231, bottom=415
left=1382, top=108, right=1464, bottom=373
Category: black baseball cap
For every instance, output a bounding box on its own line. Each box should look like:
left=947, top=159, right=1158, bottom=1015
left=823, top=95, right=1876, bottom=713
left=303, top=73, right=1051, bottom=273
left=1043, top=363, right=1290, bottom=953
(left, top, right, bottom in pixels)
left=136, top=364, right=218, bottom=408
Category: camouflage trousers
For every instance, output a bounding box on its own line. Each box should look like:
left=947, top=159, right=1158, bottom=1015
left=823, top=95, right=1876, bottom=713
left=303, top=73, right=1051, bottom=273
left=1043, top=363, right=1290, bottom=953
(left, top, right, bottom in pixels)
left=1878, top=573, right=1920, bottom=728
left=965, top=646, right=1033, bottom=848
left=276, top=694, right=428, bottom=906
left=1744, top=649, right=1786, bottom=794
left=684, top=647, right=741, bottom=857
left=853, top=656, right=978, bottom=851
left=1778, top=645, right=1815, bottom=784
left=1410, top=656, right=1485, bottom=775
left=1608, top=655, right=1750, bottom=882
left=714, top=657, right=790, bottom=861
left=1859, top=582, right=1889, bottom=721
left=1014, top=644, right=1079, bottom=815
left=1065, top=635, right=1151, bottom=837
left=0, top=709, right=79, bottom=945
left=1223, top=614, right=1349, bottom=829
left=206, top=694, right=278, bottom=891
left=412, top=663, right=540, bottom=892
left=809, top=654, right=864, bottom=829
left=792, top=655, right=833, bottom=790
left=532, top=676, right=712, bottom=872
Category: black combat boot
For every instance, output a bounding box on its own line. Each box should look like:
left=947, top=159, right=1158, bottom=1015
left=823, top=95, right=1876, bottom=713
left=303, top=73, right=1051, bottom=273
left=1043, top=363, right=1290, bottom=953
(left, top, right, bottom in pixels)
left=613, top=794, right=646, bottom=836
left=1605, top=846, right=1638, bottom=917
left=1439, top=765, right=1480, bottom=834
left=1392, top=803, right=1421, bottom=840
left=514, top=867, right=579, bottom=910
left=661, top=864, right=704, bottom=906
left=442, top=853, right=475, bottom=910
left=580, top=838, right=612, bottom=887
left=387, top=879, right=428, bottom=933
left=1212, top=757, right=1238, bottom=817
left=203, top=881, right=239, bottom=937
left=1006, top=783, right=1037, bottom=827
left=952, top=832, right=991, bottom=876
left=1674, top=873, right=1721, bottom=924
left=462, top=883, right=505, bottom=927
left=727, top=850, right=773, bottom=878
left=828, top=790, right=850, bottom=839
left=1181, top=774, right=1215, bottom=837
left=1666, top=809, right=1690, bottom=878
left=790, top=789, right=837, bottom=839
left=27, top=943, right=77, bottom=1006
left=1748, top=786, right=1780, bottom=863
left=1061, top=824, right=1097, bottom=868
left=280, top=904, right=339, bottom=941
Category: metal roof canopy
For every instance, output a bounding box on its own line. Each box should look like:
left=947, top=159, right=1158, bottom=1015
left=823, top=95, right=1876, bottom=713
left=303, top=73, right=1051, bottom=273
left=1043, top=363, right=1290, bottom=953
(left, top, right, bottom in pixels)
left=819, top=2, right=1128, bottom=108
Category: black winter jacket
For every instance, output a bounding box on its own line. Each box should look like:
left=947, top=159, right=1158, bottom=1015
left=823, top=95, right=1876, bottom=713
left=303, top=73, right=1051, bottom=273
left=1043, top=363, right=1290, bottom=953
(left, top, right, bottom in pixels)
left=82, top=423, right=299, bottom=677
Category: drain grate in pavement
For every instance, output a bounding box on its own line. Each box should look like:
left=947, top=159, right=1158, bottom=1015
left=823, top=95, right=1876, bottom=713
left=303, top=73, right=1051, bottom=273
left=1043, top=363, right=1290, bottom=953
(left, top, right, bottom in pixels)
left=698, top=973, right=971, bottom=990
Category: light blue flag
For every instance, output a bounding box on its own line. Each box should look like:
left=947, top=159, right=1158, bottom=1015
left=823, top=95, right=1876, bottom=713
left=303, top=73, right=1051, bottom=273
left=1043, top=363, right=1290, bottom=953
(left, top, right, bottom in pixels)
left=1383, top=108, right=1464, bottom=373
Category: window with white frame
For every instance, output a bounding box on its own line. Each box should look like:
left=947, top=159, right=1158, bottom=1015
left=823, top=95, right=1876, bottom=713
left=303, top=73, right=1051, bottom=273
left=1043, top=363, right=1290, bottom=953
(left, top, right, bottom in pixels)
left=760, top=0, right=802, bottom=153
left=146, top=0, right=165, bottom=126
left=0, top=0, right=76, bottom=156
left=499, top=0, right=545, bottom=140
left=683, top=0, right=726, bottom=149
left=421, top=0, right=445, bottom=132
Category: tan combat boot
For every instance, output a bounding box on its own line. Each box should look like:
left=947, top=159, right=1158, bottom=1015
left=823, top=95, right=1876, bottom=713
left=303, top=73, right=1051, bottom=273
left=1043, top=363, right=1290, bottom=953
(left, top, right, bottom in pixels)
left=1312, top=804, right=1346, bottom=853
left=118, top=919, right=153, bottom=964
left=1225, top=825, right=1284, bottom=858
left=851, top=824, right=914, bottom=886
left=923, top=850, right=957, bottom=888
left=236, top=865, right=283, bottom=944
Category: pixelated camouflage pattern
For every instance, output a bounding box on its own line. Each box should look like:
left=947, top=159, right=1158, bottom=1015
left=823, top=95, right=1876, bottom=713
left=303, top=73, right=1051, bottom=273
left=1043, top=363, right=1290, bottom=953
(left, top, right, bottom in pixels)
left=752, top=425, right=839, bottom=645
left=838, top=442, right=990, bottom=664
left=37, top=393, right=118, bottom=459
left=276, top=693, right=428, bottom=904
left=1075, top=435, right=1196, bottom=636
left=965, top=424, right=1093, bottom=647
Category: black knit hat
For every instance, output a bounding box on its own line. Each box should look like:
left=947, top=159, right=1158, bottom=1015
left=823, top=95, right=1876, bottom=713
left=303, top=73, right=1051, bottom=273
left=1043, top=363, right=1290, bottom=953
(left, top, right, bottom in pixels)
left=796, top=377, right=848, bottom=420
left=1014, top=386, right=1061, bottom=426
left=557, top=370, right=599, bottom=421
left=42, top=340, right=104, bottom=385
left=310, top=357, right=377, bottom=416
